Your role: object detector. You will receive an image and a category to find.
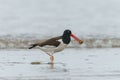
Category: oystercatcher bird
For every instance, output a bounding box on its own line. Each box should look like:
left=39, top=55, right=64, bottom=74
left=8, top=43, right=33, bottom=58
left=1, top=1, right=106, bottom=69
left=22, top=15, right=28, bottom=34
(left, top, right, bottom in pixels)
left=29, top=29, right=83, bottom=63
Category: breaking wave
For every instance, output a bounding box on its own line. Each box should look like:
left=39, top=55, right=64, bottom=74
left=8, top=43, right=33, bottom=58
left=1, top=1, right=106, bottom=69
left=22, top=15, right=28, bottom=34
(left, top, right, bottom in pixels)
left=0, top=35, right=119, bottom=49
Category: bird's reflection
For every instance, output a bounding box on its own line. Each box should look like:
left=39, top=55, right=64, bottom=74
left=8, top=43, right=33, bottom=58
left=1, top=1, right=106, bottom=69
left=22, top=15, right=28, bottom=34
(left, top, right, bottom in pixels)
left=48, top=62, right=54, bottom=69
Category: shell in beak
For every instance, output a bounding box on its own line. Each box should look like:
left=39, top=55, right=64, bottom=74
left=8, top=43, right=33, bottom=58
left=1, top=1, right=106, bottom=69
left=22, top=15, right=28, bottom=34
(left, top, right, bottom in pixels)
left=70, top=34, right=83, bottom=44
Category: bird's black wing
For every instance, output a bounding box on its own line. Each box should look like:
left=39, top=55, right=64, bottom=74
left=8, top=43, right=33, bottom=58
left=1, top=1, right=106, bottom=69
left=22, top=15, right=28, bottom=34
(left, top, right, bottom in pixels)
left=29, top=36, right=62, bottom=49
left=40, top=36, right=62, bottom=47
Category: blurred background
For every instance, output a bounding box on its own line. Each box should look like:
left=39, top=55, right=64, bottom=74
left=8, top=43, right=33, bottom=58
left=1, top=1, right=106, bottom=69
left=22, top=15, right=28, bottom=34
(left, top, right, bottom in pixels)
left=0, top=0, right=120, bottom=49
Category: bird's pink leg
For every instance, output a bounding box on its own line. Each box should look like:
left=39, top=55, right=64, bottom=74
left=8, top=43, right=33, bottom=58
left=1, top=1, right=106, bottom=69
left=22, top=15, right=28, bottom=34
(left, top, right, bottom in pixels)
left=50, top=55, right=54, bottom=63
left=46, top=52, right=54, bottom=63
left=50, top=55, right=54, bottom=69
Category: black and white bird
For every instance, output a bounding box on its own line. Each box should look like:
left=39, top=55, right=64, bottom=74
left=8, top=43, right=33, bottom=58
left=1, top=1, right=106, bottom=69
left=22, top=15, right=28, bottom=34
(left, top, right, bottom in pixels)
left=29, top=29, right=83, bottom=63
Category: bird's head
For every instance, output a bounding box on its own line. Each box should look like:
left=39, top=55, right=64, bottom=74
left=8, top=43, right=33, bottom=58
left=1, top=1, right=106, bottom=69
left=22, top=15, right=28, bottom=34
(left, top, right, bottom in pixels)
left=62, top=29, right=83, bottom=44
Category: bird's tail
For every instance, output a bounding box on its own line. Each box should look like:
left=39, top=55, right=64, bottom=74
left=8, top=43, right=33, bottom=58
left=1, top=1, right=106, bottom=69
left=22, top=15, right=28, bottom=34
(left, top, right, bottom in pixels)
left=29, top=43, right=39, bottom=49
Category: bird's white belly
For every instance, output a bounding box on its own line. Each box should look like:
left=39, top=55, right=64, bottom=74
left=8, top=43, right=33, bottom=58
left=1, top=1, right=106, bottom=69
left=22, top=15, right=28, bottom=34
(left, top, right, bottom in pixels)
left=39, top=43, right=68, bottom=53
left=54, top=43, right=68, bottom=52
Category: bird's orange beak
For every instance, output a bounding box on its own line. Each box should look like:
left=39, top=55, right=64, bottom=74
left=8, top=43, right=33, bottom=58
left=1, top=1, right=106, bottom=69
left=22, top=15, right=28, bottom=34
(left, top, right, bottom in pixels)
left=70, top=34, right=83, bottom=44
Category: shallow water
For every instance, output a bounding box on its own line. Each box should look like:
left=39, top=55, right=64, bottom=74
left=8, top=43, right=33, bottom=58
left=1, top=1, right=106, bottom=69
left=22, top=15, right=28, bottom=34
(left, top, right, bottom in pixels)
left=0, top=48, right=120, bottom=80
